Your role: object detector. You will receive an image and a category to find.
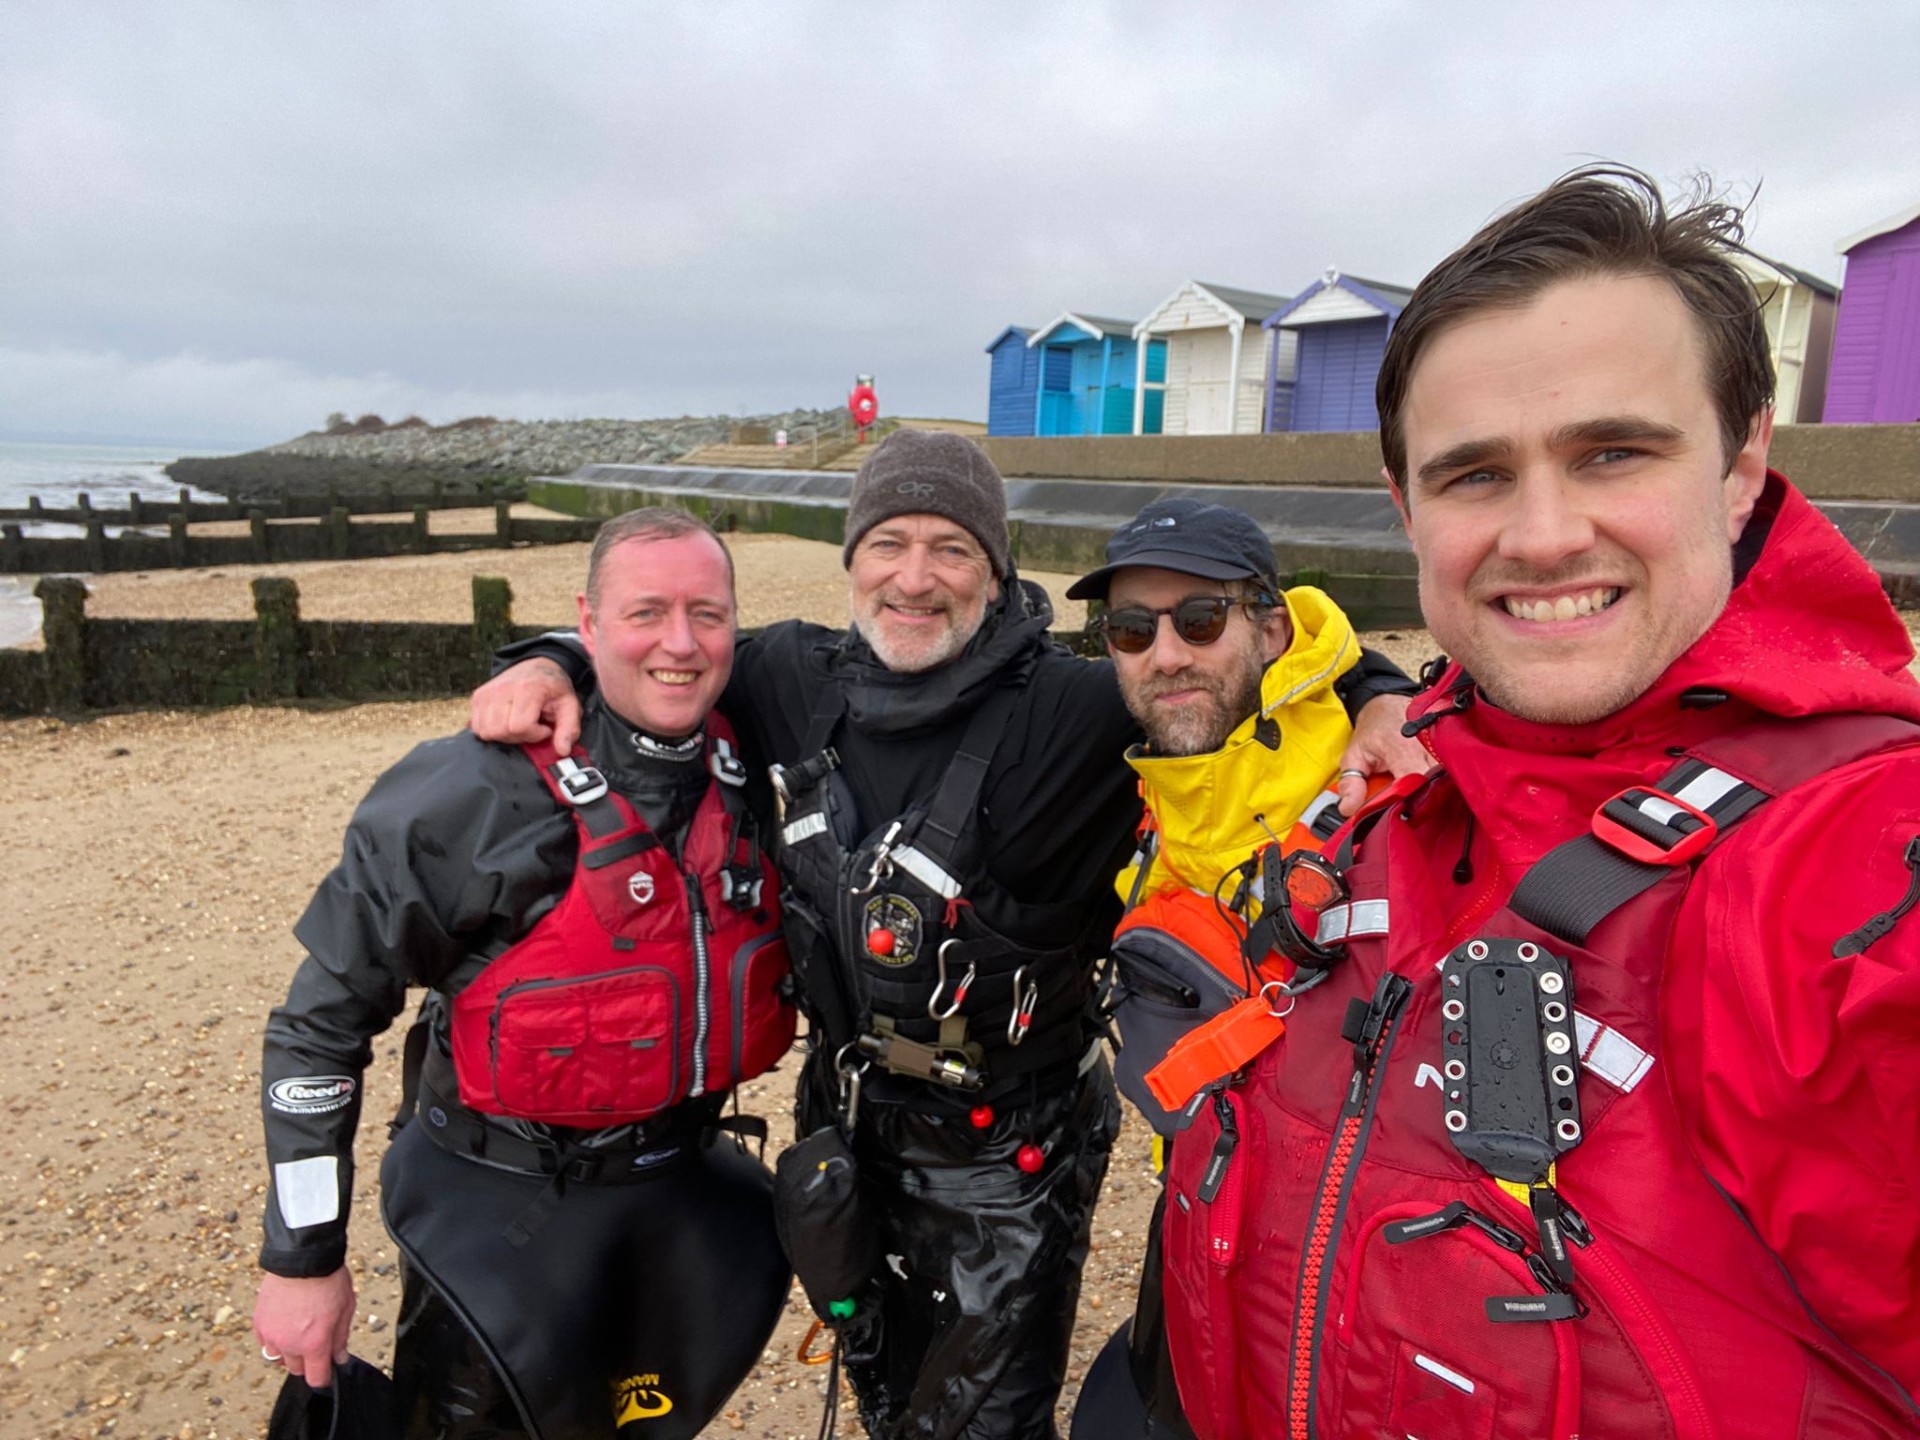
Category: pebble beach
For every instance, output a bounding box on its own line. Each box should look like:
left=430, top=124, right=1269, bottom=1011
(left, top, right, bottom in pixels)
left=1, top=522, right=1913, bottom=1438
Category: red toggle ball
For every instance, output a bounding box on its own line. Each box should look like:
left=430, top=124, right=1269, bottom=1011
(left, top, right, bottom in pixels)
left=969, top=1105, right=994, bottom=1129
left=866, top=928, right=895, bottom=956
left=1015, top=1144, right=1044, bottom=1174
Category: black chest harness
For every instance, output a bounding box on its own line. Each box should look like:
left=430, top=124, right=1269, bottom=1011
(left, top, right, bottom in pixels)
left=769, top=679, right=1098, bottom=1104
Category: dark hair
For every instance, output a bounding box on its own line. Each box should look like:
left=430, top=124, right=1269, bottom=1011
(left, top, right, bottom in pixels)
left=585, top=506, right=734, bottom=610
left=1376, top=165, right=1774, bottom=487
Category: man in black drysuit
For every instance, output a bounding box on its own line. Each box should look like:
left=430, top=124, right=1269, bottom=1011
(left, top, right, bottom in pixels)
left=470, top=430, right=1421, bottom=1439
left=254, top=509, right=793, bottom=1438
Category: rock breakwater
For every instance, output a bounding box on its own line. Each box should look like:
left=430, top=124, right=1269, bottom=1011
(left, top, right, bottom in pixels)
left=169, top=408, right=845, bottom=501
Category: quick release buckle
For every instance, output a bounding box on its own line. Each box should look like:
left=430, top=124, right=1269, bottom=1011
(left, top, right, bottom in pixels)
left=552, top=758, right=609, bottom=806
left=1591, top=787, right=1717, bottom=865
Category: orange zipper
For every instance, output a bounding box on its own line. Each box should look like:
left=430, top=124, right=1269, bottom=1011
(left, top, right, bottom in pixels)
left=1286, top=971, right=1412, bottom=1439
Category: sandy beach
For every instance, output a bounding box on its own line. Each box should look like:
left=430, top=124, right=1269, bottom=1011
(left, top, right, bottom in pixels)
left=1, top=522, right=1913, bottom=1439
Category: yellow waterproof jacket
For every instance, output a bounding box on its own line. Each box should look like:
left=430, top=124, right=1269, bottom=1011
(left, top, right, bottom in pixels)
left=1116, top=585, right=1358, bottom=905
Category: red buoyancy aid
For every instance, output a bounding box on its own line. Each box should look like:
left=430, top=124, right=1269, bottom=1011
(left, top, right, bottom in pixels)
left=450, top=722, right=794, bottom=1128
left=1160, top=714, right=1920, bottom=1439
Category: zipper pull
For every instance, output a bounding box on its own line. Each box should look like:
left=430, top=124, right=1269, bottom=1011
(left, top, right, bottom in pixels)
left=1832, top=836, right=1920, bottom=957
left=1196, top=1090, right=1240, bottom=1204
left=1527, top=1182, right=1577, bottom=1287
left=1343, top=971, right=1412, bottom=1071
left=1555, top=1191, right=1592, bottom=1249
left=1383, top=1200, right=1528, bottom=1254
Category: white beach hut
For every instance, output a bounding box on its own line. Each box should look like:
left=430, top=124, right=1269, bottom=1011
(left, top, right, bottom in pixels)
left=1131, top=281, right=1291, bottom=436
left=1728, top=251, right=1839, bottom=424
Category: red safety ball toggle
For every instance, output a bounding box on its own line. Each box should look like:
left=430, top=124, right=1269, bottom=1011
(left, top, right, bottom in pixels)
left=867, top=928, right=895, bottom=956
left=969, top=1105, right=994, bottom=1129
left=1015, top=1144, right=1045, bottom=1174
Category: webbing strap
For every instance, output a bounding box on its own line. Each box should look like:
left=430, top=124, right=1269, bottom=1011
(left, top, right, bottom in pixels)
left=905, top=685, right=1023, bottom=876
left=1510, top=762, right=1766, bottom=944
left=1510, top=714, right=1920, bottom=946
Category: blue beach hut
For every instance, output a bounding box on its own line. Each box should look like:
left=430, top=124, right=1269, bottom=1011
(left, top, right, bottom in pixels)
left=1025, top=312, right=1141, bottom=435
left=985, top=326, right=1040, bottom=436
left=1262, top=270, right=1414, bottom=433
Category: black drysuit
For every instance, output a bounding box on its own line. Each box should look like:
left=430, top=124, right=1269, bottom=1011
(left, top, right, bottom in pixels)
left=500, top=579, right=1413, bottom=1440
left=258, top=701, right=789, bottom=1438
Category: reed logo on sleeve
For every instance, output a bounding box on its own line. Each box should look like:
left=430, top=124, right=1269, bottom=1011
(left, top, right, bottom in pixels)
left=268, top=1076, right=356, bottom=1115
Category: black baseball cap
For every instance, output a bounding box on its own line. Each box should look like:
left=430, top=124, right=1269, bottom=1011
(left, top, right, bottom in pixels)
left=1066, top=498, right=1280, bottom=601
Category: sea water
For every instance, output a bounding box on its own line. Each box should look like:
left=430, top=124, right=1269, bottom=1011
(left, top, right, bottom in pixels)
left=0, top=438, right=234, bottom=647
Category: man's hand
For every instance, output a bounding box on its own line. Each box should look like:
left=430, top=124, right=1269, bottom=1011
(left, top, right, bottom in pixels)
left=469, top=658, right=582, bottom=754
left=1335, top=693, right=1432, bottom=816
left=255, top=1267, right=355, bottom=1389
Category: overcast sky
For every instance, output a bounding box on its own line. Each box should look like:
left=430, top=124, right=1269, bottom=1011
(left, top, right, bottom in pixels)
left=4, top=1, right=1917, bottom=450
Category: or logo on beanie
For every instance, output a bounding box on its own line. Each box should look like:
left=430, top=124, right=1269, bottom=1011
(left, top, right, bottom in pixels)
left=896, top=481, right=936, bottom=499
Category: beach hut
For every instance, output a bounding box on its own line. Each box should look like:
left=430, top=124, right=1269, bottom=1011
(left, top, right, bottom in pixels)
left=1823, top=202, right=1920, bottom=424
left=1025, top=313, right=1141, bottom=435
left=1260, top=270, right=1413, bottom=433
left=1727, top=252, right=1837, bottom=425
left=985, top=326, right=1041, bottom=436
left=1132, top=282, right=1290, bottom=436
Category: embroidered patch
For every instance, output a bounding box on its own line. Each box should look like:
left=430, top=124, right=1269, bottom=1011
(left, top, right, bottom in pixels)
left=863, top=893, right=921, bottom=968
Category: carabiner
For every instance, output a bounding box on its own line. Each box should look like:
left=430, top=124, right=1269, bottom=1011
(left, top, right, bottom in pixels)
left=1007, top=966, right=1040, bottom=1047
left=798, top=1318, right=836, bottom=1366
left=851, top=821, right=903, bottom=896
left=927, top=940, right=976, bottom=1021
left=835, top=1042, right=869, bottom=1129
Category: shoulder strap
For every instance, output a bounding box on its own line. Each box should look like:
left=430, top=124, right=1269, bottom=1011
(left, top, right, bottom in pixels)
left=897, top=683, right=1025, bottom=884
left=1511, top=712, right=1920, bottom=945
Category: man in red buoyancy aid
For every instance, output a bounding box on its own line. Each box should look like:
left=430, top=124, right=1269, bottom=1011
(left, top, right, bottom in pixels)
left=1161, top=167, right=1920, bottom=1438
left=252, top=509, right=796, bottom=1439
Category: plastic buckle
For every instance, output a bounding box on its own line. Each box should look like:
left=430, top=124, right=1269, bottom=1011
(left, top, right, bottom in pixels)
left=720, top=865, right=763, bottom=910
left=555, top=761, right=609, bottom=806
left=1591, top=787, right=1717, bottom=865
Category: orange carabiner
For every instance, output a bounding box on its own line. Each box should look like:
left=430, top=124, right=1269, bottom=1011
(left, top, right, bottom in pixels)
left=798, top=1318, right=836, bottom=1366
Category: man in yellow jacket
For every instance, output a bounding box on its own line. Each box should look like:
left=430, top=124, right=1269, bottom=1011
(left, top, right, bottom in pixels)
left=1066, top=496, right=1387, bottom=1440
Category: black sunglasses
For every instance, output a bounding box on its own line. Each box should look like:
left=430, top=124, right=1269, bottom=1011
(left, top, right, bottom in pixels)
left=1099, top=595, right=1270, bottom=654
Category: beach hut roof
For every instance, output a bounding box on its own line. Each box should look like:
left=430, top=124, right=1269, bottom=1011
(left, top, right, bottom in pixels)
left=984, top=325, right=1034, bottom=353
left=1835, top=201, right=1920, bottom=255
left=1193, top=282, right=1293, bottom=321
left=1728, top=249, right=1838, bottom=298
left=1026, top=312, right=1139, bottom=346
left=1134, top=281, right=1292, bottom=338
left=1263, top=271, right=1415, bottom=329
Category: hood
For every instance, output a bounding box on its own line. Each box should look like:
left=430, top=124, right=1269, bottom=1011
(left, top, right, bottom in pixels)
left=1123, top=585, right=1359, bottom=898
left=1412, top=472, right=1920, bottom=864
left=829, top=573, right=1058, bottom=736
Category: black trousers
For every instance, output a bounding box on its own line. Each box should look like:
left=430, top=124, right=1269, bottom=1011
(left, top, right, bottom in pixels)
left=380, top=1119, right=789, bottom=1439
left=800, top=1055, right=1121, bottom=1440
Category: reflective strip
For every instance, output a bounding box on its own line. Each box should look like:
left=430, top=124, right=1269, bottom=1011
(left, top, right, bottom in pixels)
left=1263, top=628, right=1355, bottom=712
left=1297, top=789, right=1342, bottom=831
left=1638, top=794, right=1688, bottom=828
left=1574, top=1009, right=1655, bottom=1093
left=891, top=844, right=963, bottom=900
left=1413, top=1353, right=1476, bottom=1395
left=1315, top=899, right=1389, bottom=945
left=1673, top=766, right=1743, bottom=811
left=782, top=813, right=828, bottom=845
left=273, top=1156, right=340, bottom=1230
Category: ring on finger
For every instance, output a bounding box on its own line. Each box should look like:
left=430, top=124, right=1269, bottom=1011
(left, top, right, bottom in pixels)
left=1337, top=768, right=1368, bottom=780
left=261, top=1345, right=283, bottom=1364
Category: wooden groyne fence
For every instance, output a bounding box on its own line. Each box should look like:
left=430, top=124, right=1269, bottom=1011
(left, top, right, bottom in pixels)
left=0, top=575, right=551, bottom=716
left=0, top=482, right=607, bottom=575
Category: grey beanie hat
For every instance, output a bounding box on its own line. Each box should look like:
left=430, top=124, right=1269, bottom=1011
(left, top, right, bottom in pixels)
left=840, top=429, right=1011, bottom=577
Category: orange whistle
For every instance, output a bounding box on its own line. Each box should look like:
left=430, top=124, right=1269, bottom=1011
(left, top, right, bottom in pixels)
left=1145, top=996, right=1289, bottom=1114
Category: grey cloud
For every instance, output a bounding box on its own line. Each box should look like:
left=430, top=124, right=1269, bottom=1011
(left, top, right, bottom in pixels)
left=3, top=0, right=1917, bottom=445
